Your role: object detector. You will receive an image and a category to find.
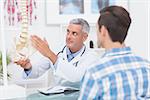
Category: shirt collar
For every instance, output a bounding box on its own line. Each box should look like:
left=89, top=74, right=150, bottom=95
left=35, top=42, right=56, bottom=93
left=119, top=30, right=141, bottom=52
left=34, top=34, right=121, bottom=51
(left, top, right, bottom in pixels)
left=66, top=45, right=85, bottom=57
left=102, top=47, right=132, bottom=57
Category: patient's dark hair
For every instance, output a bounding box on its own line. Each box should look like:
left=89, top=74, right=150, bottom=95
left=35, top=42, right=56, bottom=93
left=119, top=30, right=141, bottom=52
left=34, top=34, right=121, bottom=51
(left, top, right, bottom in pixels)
left=98, top=6, right=131, bottom=43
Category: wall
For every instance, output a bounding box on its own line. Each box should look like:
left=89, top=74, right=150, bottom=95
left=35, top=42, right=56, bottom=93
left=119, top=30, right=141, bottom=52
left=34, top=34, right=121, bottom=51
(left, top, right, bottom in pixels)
left=126, top=0, right=149, bottom=60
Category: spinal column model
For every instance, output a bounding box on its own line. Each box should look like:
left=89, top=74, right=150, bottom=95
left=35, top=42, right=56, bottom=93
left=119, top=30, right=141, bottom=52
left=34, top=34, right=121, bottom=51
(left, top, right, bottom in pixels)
left=15, top=0, right=35, bottom=60
left=16, top=0, right=28, bottom=51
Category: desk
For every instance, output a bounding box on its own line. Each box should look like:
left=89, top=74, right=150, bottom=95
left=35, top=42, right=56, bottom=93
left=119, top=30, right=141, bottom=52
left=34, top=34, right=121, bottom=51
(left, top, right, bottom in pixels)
left=12, top=91, right=79, bottom=100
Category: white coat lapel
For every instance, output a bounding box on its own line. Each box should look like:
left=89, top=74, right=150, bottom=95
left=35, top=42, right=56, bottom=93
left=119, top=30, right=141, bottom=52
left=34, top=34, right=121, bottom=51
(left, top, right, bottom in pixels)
left=58, top=46, right=68, bottom=61
left=62, top=47, right=68, bottom=61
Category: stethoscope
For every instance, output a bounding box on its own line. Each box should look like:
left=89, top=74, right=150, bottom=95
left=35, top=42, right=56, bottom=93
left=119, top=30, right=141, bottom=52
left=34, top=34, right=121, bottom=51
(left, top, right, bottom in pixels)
left=57, top=45, right=86, bottom=67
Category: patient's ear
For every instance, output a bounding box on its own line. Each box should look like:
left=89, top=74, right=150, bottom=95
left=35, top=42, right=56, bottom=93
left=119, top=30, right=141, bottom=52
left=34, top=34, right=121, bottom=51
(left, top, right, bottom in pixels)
left=101, top=25, right=109, bottom=38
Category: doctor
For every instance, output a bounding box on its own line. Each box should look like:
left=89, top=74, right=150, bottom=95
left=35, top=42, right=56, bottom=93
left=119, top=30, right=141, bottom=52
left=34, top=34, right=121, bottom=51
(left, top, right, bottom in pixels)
left=15, top=18, right=99, bottom=86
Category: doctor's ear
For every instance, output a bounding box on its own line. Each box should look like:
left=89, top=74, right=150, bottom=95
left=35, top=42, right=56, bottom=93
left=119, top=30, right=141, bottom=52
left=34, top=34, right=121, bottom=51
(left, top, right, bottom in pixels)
left=83, top=33, right=88, bottom=41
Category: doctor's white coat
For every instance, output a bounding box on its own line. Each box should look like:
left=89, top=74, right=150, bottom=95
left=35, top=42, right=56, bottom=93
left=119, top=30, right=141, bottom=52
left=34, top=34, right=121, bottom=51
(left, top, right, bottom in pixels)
left=23, top=46, right=104, bottom=86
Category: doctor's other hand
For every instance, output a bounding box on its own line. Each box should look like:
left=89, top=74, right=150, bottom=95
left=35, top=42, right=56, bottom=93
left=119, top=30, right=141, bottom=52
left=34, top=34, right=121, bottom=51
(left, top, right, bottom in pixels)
left=14, top=58, right=32, bottom=70
left=31, top=35, right=52, bottom=58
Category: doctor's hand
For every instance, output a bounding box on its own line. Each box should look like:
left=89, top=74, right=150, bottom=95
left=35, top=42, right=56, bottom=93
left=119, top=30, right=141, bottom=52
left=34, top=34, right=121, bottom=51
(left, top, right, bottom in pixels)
left=31, top=35, right=52, bottom=58
left=31, top=35, right=57, bottom=64
left=14, top=58, right=32, bottom=70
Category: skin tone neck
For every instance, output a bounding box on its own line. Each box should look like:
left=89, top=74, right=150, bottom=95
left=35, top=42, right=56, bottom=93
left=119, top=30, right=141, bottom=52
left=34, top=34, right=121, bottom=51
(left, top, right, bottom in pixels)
left=69, top=44, right=84, bottom=53
left=103, top=39, right=124, bottom=50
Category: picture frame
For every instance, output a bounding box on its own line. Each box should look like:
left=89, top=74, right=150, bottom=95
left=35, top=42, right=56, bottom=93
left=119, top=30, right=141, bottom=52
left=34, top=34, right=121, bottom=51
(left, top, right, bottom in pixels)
left=46, top=0, right=129, bottom=24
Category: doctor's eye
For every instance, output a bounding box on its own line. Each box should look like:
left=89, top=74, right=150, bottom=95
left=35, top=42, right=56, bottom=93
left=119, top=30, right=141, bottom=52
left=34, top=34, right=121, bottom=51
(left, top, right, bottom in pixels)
left=67, top=29, right=70, bottom=34
left=72, top=32, right=78, bottom=36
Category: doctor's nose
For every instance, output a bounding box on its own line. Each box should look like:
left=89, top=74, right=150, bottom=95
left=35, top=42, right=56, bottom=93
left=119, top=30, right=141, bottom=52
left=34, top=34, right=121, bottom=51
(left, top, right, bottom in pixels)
left=66, top=32, right=72, bottom=39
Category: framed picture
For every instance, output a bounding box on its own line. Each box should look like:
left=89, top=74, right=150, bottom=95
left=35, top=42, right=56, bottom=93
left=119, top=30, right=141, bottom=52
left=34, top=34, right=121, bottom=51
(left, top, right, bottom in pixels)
left=59, top=0, right=84, bottom=15
left=46, top=0, right=129, bottom=24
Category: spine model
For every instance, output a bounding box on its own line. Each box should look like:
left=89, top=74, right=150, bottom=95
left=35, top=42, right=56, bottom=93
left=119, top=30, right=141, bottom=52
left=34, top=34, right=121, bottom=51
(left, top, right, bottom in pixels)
left=16, top=0, right=28, bottom=51
left=14, top=0, right=36, bottom=61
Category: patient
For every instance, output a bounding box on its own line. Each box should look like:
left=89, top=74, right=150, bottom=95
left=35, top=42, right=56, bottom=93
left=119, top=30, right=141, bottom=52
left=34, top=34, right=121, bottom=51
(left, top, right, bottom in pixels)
left=79, top=6, right=150, bottom=100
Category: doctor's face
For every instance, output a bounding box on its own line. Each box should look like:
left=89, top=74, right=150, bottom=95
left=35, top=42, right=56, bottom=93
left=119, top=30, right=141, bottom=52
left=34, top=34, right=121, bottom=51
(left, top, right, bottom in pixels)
left=66, top=24, right=88, bottom=52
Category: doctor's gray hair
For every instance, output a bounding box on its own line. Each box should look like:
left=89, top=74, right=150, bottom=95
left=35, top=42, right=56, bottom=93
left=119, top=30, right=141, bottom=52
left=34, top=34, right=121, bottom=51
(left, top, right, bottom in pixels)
left=69, top=18, right=90, bottom=34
